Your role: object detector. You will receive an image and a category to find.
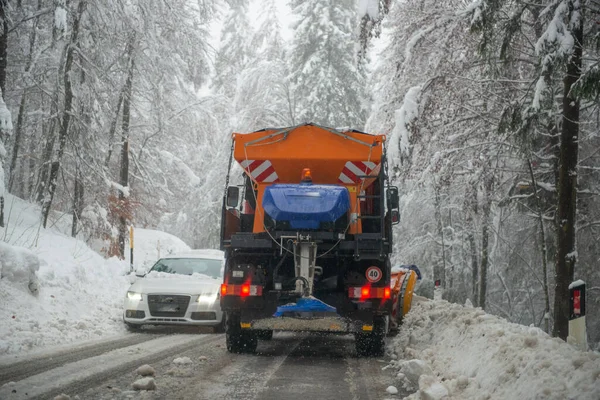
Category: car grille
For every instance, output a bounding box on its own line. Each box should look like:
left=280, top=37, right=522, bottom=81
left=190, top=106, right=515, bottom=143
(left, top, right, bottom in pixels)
left=191, top=311, right=216, bottom=321
left=147, top=294, right=190, bottom=317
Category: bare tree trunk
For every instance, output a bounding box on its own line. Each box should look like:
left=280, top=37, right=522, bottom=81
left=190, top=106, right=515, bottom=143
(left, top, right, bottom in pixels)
left=117, top=37, right=135, bottom=258
left=553, top=0, right=582, bottom=340
left=9, top=0, right=41, bottom=195
left=468, top=229, right=478, bottom=305
left=41, top=0, right=87, bottom=228
left=35, top=126, right=57, bottom=203
left=434, top=183, right=446, bottom=288
left=0, top=0, right=7, bottom=96
left=105, top=89, right=125, bottom=167
left=9, top=93, right=27, bottom=194
left=0, top=0, right=9, bottom=227
left=71, top=166, right=84, bottom=237
left=479, top=172, right=494, bottom=310
left=527, top=159, right=551, bottom=333
left=464, top=181, right=479, bottom=305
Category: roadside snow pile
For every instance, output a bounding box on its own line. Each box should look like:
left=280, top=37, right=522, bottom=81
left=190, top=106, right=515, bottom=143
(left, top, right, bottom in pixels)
left=132, top=377, right=156, bottom=391
left=388, top=297, right=600, bottom=399
left=0, top=194, right=191, bottom=355
left=172, top=356, right=193, bottom=365
left=0, top=241, right=40, bottom=294
left=136, top=364, right=156, bottom=377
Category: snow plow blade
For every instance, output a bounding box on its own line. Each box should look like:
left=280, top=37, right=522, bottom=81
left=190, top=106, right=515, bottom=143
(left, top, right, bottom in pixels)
left=390, top=269, right=418, bottom=332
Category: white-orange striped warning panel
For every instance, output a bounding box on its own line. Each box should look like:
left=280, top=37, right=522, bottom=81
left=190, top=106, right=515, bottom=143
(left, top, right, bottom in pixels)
left=338, top=161, right=378, bottom=184
left=241, top=160, right=279, bottom=183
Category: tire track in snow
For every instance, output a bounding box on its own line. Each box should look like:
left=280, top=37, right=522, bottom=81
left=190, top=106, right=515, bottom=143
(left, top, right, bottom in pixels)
left=0, top=334, right=222, bottom=400
left=0, top=333, right=161, bottom=386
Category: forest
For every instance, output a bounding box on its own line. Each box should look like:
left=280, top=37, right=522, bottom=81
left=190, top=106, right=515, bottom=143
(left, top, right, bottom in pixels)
left=0, top=0, right=598, bottom=348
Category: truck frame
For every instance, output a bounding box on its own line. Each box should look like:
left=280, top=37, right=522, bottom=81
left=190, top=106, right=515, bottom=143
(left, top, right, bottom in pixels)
left=219, top=123, right=400, bottom=356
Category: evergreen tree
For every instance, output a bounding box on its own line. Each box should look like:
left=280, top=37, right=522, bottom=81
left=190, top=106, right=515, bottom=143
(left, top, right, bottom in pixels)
left=212, top=0, right=255, bottom=98
left=288, top=0, right=366, bottom=128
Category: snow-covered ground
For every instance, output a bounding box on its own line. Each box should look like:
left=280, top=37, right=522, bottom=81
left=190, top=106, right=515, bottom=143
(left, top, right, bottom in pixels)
left=387, top=297, right=600, bottom=399
left=1, top=195, right=599, bottom=399
left=0, top=194, right=190, bottom=355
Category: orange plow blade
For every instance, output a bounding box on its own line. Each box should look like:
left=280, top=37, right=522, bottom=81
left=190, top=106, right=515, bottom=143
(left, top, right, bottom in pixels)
left=390, top=269, right=418, bottom=332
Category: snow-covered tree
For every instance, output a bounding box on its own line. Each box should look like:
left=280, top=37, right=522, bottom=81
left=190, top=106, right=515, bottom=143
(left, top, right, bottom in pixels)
left=212, top=0, right=255, bottom=98
left=288, top=0, right=366, bottom=128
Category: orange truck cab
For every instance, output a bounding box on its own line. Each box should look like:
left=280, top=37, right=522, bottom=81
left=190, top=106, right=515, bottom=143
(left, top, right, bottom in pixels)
left=220, top=123, right=401, bottom=356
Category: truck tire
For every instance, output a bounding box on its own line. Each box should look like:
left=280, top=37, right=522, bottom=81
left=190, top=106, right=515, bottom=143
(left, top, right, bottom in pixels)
left=225, top=314, right=257, bottom=353
left=256, top=330, right=274, bottom=340
left=355, top=332, right=385, bottom=357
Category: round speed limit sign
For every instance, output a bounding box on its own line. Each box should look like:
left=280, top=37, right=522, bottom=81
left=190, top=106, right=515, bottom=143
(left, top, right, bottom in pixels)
left=366, top=266, right=382, bottom=283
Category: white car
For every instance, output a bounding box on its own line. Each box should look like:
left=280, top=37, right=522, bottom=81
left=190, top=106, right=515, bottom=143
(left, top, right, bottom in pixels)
left=123, top=250, right=225, bottom=331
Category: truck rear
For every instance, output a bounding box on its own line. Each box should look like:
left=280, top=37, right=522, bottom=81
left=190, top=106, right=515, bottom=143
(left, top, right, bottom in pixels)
left=219, top=123, right=400, bottom=356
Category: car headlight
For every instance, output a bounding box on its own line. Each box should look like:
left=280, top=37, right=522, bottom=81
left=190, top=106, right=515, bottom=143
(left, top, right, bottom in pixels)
left=127, top=291, right=143, bottom=301
left=197, top=293, right=218, bottom=303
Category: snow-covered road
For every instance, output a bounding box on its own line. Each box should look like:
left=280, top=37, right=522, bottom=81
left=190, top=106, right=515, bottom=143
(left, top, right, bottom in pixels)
left=0, top=331, right=407, bottom=400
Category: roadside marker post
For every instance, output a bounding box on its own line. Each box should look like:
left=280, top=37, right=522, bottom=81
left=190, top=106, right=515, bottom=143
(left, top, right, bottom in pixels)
left=434, top=279, right=442, bottom=301
left=129, top=226, right=134, bottom=273
left=567, top=280, right=587, bottom=351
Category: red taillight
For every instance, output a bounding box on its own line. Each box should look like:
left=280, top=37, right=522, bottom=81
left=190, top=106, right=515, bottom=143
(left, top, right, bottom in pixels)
left=349, top=286, right=391, bottom=300
left=221, top=283, right=262, bottom=297
left=384, top=287, right=391, bottom=299
left=241, top=284, right=250, bottom=297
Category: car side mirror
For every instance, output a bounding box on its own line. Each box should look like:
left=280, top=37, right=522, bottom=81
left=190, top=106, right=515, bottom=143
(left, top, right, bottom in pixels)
left=226, top=186, right=240, bottom=208
left=388, top=186, right=399, bottom=210
left=135, top=267, right=147, bottom=277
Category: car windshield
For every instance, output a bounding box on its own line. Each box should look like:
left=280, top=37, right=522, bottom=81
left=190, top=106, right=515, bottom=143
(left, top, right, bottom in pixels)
left=149, top=257, right=222, bottom=279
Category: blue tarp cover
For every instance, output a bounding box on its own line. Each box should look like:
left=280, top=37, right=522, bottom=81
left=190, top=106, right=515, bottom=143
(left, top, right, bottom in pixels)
left=262, top=184, right=350, bottom=229
left=273, top=296, right=337, bottom=317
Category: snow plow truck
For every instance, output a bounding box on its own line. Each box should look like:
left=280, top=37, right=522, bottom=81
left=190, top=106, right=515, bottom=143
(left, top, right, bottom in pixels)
left=219, top=123, right=417, bottom=356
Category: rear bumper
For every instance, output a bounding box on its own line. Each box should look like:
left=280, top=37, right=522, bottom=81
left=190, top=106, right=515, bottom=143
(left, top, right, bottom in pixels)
left=222, top=292, right=391, bottom=333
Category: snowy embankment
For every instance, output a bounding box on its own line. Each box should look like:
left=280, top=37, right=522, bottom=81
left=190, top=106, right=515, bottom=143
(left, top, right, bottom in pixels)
left=388, top=297, right=600, bottom=399
left=0, top=194, right=190, bottom=355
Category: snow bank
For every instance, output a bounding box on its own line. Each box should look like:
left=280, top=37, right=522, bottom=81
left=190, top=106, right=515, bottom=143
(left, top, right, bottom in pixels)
left=0, top=241, right=40, bottom=294
left=0, top=194, right=190, bottom=355
left=388, top=298, right=600, bottom=399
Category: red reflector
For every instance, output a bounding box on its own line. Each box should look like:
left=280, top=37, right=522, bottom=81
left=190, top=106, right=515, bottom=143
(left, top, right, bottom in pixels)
left=241, top=284, right=250, bottom=296
left=221, top=284, right=227, bottom=296
left=384, top=287, right=391, bottom=299
left=574, top=289, right=581, bottom=314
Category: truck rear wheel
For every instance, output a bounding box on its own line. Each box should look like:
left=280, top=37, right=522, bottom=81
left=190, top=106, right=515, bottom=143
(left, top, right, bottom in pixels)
left=225, top=313, right=257, bottom=353
left=355, top=317, right=386, bottom=357
left=355, top=332, right=385, bottom=357
left=256, top=330, right=274, bottom=340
